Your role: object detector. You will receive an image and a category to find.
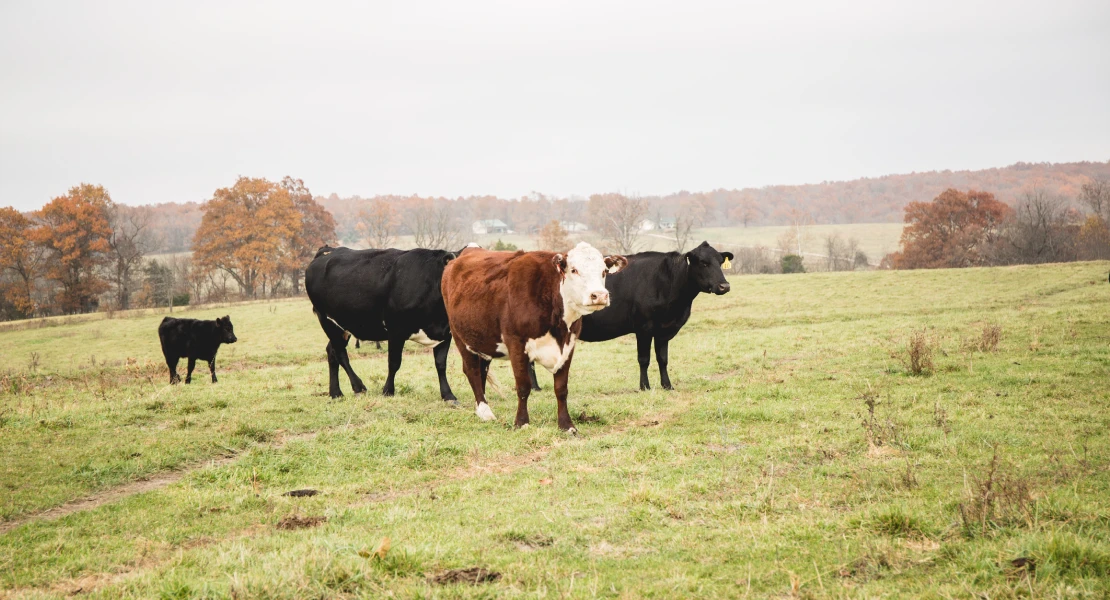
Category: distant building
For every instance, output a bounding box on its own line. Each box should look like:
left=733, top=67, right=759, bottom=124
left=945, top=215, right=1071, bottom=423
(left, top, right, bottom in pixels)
left=559, top=221, right=589, bottom=232
left=639, top=219, right=657, bottom=231
left=472, top=219, right=510, bottom=235
left=658, top=218, right=677, bottom=231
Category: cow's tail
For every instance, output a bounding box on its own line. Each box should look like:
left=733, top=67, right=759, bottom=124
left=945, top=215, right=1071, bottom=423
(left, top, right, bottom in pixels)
left=486, top=370, right=505, bottom=397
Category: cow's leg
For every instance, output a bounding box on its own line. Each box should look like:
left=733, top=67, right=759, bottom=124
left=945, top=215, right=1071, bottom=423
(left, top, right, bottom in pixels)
left=382, top=334, right=407, bottom=396
left=325, top=341, right=343, bottom=398
left=553, top=351, right=577, bottom=433
left=528, top=361, right=542, bottom=391
left=654, top=336, right=673, bottom=390
left=433, top=338, right=458, bottom=404
left=317, top=312, right=365, bottom=397
left=185, top=357, right=196, bottom=384
left=208, top=359, right=218, bottom=383
left=636, top=332, right=653, bottom=391
left=335, top=338, right=367, bottom=395
left=458, top=341, right=495, bottom=421
left=166, top=355, right=180, bottom=384
left=507, top=341, right=533, bottom=429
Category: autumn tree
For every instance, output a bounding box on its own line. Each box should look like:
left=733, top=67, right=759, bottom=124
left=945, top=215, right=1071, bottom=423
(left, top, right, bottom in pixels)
left=281, top=177, right=336, bottom=295
left=536, top=220, right=571, bottom=251
left=0, top=207, right=45, bottom=318
left=31, top=184, right=114, bottom=313
left=107, top=204, right=156, bottom=310
left=193, top=177, right=301, bottom=299
left=890, top=189, right=1011, bottom=269
left=359, top=198, right=399, bottom=248
left=588, top=193, right=647, bottom=253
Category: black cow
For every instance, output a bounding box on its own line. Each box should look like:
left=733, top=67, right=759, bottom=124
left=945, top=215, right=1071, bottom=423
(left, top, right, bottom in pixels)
left=158, top=316, right=238, bottom=384
left=528, top=241, right=733, bottom=391
left=305, top=245, right=458, bottom=402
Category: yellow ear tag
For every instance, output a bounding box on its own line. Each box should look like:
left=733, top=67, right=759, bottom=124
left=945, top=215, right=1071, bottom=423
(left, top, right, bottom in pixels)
left=722, top=257, right=731, bottom=270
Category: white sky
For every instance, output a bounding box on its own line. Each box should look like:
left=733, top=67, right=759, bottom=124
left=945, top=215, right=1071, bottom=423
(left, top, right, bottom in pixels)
left=1, top=0, right=1108, bottom=210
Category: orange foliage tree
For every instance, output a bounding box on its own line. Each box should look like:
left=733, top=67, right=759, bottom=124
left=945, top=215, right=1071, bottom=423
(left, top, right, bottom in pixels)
left=536, top=220, right=571, bottom=251
left=890, top=189, right=1011, bottom=269
left=0, top=207, right=45, bottom=317
left=30, top=184, right=114, bottom=313
left=281, top=177, right=336, bottom=294
left=193, top=177, right=303, bottom=298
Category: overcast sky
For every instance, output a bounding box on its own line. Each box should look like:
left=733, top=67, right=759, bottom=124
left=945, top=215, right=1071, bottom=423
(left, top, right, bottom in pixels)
left=1, top=0, right=1108, bottom=210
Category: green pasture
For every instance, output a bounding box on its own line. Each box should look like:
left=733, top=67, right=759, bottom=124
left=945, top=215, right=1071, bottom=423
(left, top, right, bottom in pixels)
left=1, top=261, right=1108, bottom=598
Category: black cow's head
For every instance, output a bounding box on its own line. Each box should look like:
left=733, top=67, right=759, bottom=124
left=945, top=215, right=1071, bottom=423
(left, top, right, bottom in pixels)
left=684, top=241, right=734, bottom=295
left=216, top=315, right=238, bottom=344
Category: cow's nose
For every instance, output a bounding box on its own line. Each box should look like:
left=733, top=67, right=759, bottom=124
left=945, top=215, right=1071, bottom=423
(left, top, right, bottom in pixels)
left=590, top=291, right=610, bottom=305
left=716, top=282, right=731, bottom=294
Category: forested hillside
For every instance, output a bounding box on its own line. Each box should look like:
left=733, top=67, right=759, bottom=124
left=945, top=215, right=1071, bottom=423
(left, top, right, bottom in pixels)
left=135, top=161, right=1109, bottom=249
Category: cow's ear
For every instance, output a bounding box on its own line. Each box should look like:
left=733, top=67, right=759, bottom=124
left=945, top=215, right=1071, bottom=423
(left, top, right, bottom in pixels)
left=444, top=252, right=456, bottom=265
left=552, top=253, right=567, bottom=273
left=604, top=255, right=628, bottom=273
left=721, top=252, right=734, bottom=261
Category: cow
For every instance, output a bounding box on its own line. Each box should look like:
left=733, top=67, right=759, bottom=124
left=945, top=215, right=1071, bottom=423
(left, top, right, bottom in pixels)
left=305, top=245, right=459, bottom=402
left=442, top=242, right=627, bottom=432
left=529, top=241, right=733, bottom=391
left=158, top=315, right=238, bottom=384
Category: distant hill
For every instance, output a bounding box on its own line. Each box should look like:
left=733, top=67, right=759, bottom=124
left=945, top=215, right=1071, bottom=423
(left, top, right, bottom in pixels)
left=139, top=161, right=1110, bottom=251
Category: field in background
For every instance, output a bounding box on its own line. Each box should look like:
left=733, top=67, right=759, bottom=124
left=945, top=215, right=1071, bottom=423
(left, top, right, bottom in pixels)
left=2, top=262, right=1108, bottom=598
left=395, top=222, right=905, bottom=259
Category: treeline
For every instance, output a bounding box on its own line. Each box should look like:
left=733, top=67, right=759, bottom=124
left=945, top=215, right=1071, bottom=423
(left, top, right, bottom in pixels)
left=0, top=177, right=335, bottom=321
left=82, top=161, right=1110, bottom=252
left=884, top=180, right=1110, bottom=269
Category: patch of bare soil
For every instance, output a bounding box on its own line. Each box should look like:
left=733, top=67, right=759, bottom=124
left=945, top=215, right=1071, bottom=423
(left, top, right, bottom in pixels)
left=427, top=567, right=502, bottom=585
left=275, top=515, right=326, bottom=530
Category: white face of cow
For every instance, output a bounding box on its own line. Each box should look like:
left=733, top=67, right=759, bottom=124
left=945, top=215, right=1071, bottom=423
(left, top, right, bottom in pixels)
left=554, top=242, right=628, bottom=325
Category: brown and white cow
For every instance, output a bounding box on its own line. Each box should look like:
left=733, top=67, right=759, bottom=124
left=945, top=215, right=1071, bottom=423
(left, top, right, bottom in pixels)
left=441, top=242, right=627, bottom=432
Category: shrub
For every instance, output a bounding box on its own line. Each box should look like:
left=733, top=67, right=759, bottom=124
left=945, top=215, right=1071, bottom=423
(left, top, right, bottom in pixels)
left=781, top=254, right=805, bottom=274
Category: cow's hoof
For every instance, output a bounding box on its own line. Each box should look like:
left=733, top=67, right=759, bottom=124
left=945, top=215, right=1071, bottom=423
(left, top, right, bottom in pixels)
left=443, top=392, right=458, bottom=403
left=476, top=403, right=496, bottom=421
left=565, top=427, right=578, bottom=436
left=444, top=399, right=460, bottom=409
left=329, top=392, right=344, bottom=399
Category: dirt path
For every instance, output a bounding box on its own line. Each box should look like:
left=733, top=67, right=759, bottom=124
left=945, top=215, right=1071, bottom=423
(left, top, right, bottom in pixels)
left=2, top=404, right=686, bottom=598
left=0, top=431, right=317, bottom=536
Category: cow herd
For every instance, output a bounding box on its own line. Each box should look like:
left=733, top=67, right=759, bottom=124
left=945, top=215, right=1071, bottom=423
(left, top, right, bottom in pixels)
left=160, top=240, right=734, bottom=434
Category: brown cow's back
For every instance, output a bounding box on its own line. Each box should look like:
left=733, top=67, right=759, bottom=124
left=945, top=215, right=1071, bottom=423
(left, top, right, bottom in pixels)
left=442, top=249, right=568, bottom=360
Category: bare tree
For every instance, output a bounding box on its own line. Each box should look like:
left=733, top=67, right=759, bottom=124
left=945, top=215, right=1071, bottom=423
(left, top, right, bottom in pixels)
left=588, top=193, right=647, bottom=253
left=673, top=214, right=696, bottom=252
left=107, top=204, right=156, bottom=310
left=359, top=199, right=399, bottom=249
left=1003, top=187, right=1075, bottom=264
left=1079, top=177, right=1110, bottom=222
left=408, top=199, right=464, bottom=249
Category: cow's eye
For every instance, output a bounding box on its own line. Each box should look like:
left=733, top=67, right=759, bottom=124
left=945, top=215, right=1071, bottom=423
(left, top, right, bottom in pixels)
left=570, top=267, right=578, bottom=275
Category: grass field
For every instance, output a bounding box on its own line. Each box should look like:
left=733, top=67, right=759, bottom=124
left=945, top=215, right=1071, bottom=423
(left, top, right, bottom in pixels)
left=1, top=261, right=1109, bottom=598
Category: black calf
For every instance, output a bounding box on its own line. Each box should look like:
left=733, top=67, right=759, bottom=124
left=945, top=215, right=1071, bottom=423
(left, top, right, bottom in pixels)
left=158, top=316, right=238, bottom=384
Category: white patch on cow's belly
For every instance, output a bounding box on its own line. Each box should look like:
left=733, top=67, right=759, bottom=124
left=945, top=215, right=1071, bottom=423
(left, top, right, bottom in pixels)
left=495, top=341, right=508, bottom=356
left=476, top=402, right=496, bottom=421
left=408, top=329, right=439, bottom=347
left=525, top=333, right=575, bottom=374
left=466, top=345, right=493, bottom=361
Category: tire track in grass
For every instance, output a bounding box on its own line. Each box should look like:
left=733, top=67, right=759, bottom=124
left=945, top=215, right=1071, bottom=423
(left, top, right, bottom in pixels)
left=0, top=431, right=319, bottom=536
left=4, top=398, right=694, bottom=598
